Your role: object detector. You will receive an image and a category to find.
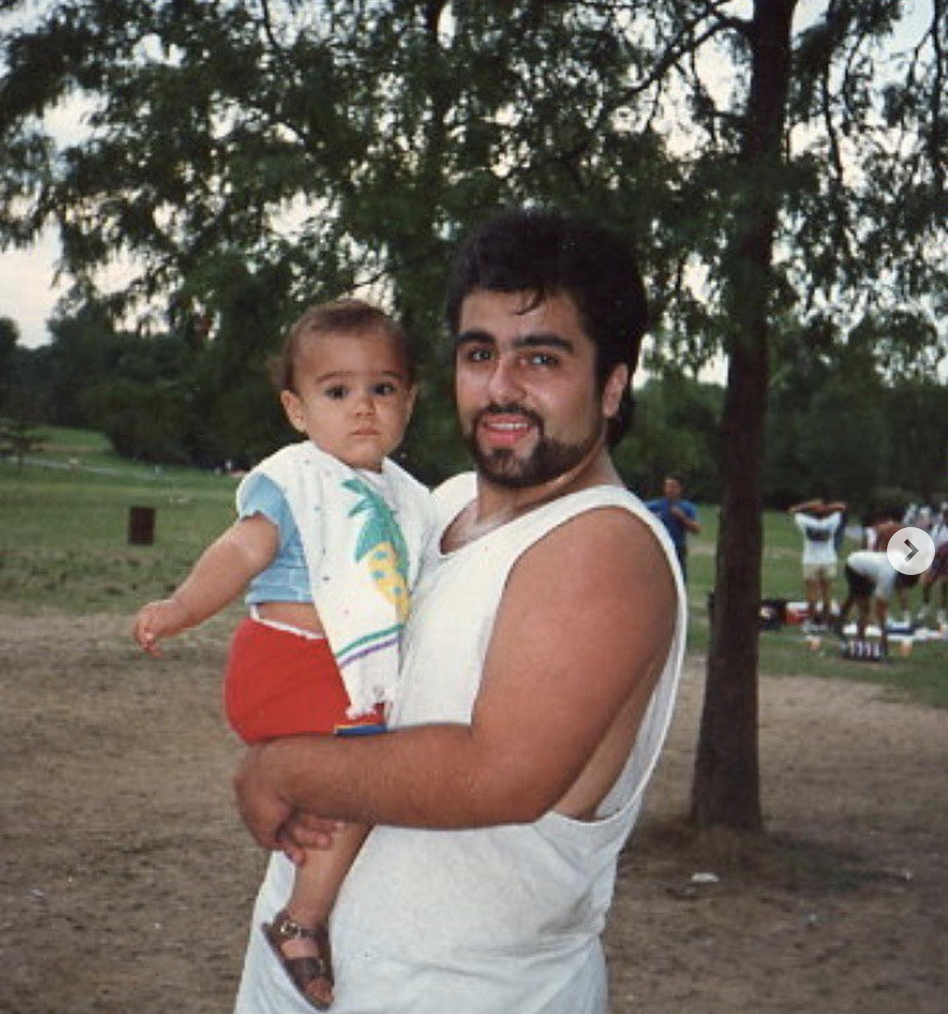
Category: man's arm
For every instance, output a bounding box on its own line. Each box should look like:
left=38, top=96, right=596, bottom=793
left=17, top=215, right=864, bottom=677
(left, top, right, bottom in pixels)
left=788, top=499, right=823, bottom=515
left=234, top=508, right=677, bottom=849
left=671, top=502, right=701, bottom=534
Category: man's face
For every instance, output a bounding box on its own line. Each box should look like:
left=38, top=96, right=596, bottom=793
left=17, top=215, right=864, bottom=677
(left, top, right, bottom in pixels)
left=664, top=477, right=683, bottom=500
left=454, top=288, right=624, bottom=489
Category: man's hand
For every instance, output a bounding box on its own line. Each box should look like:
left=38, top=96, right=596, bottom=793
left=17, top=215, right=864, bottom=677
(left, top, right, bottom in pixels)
left=234, top=742, right=297, bottom=851
left=233, top=742, right=343, bottom=864
left=282, top=811, right=347, bottom=857
left=670, top=504, right=700, bottom=534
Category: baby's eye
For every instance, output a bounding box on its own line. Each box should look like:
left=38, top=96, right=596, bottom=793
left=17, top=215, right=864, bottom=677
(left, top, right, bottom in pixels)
left=373, top=381, right=398, bottom=396
left=325, top=385, right=349, bottom=400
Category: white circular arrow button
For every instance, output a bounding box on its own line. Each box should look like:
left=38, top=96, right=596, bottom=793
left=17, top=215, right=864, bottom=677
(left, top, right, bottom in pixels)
left=886, top=526, right=935, bottom=576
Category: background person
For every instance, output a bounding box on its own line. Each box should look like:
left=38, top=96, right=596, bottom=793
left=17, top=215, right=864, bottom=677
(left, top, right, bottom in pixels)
left=837, top=547, right=902, bottom=655
left=867, top=509, right=913, bottom=624
left=787, top=496, right=847, bottom=630
left=916, top=541, right=948, bottom=628
left=134, top=299, right=432, bottom=1010
left=646, top=474, right=701, bottom=580
left=231, top=208, right=687, bottom=1014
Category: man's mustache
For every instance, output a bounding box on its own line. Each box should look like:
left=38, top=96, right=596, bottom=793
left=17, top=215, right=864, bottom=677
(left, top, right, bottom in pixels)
left=474, top=404, right=544, bottom=429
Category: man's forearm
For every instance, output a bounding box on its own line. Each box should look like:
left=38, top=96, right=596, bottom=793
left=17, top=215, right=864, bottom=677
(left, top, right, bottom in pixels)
left=250, top=721, right=548, bottom=831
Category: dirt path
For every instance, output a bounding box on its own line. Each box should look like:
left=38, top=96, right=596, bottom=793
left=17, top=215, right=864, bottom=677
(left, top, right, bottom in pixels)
left=1, top=615, right=945, bottom=1013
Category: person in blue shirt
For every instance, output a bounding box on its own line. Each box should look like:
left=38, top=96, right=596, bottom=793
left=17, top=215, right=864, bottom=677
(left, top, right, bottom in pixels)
left=646, top=475, right=701, bottom=580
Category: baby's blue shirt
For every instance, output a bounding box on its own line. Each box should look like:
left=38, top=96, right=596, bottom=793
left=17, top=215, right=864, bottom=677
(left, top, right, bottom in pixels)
left=239, top=472, right=311, bottom=603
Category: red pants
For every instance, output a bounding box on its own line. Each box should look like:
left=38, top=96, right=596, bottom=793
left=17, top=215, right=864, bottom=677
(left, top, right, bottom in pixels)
left=224, top=617, right=386, bottom=744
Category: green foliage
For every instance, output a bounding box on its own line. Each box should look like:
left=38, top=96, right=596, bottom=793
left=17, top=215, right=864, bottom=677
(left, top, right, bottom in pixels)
left=0, top=316, right=17, bottom=379
left=42, top=304, right=124, bottom=427
left=618, top=374, right=724, bottom=501
left=1, top=1, right=944, bottom=478
left=764, top=313, right=948, bottom=511
left=0, top=415, right=47, bottom=471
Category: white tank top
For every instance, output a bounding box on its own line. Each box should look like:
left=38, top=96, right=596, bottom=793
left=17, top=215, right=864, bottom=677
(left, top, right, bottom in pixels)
left=234, top=475, right=687, bottom=1014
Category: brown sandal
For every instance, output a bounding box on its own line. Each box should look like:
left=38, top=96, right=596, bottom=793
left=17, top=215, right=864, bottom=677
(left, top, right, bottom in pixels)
left=262, top=909, right=334, bottom=1011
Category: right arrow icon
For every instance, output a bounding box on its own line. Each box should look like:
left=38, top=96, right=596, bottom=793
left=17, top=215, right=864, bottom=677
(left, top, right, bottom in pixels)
left=886, top=527, right=934, bottom=576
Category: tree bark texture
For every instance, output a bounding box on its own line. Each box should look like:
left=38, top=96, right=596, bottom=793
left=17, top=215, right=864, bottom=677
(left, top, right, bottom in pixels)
left=691, top=0, right=798, bottom=831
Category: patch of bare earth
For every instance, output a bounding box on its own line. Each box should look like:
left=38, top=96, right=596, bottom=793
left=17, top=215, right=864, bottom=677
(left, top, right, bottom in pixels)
left=0, top=617, right=945, bottom=1013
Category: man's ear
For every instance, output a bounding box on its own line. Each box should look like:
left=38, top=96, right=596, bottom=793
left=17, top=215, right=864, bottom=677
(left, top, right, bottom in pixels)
left=280, top=389, right=307, bottom=434
left=602, top=363, right=629, bottom=420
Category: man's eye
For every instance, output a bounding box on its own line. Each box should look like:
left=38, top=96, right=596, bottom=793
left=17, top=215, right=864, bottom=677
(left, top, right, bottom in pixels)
left=526, top=352, right=558, bottom=367
left=464, top=347, right=494, bottom=363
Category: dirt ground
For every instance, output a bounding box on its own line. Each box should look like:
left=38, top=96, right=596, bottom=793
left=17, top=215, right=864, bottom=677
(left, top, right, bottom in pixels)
left=1, top=612, right=945, bottom=1014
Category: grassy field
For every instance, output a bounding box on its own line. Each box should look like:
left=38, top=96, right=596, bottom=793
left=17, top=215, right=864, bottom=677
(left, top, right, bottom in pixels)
left=1, top=427, right=236, bottom=614
left=3, top=426, right=945, bottom=706
left=680, top=502, right=948, bottom=708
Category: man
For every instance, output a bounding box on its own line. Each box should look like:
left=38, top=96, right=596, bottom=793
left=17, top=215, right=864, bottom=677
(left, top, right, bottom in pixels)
left=787, top=496, right=847, bottom=629
left=837, top=547, right=903, bottom=655
left=917, top=541, right=948, bottom=628
left=233, top=209, right=687, bottom=1014
left=646, top=474, right=701, bottom=580
left=863, top=509, right=912, bottom=625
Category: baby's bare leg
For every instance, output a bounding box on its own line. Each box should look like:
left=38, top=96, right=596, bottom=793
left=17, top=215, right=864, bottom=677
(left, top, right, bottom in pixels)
left=285, top=822, right=370, bottom=930
left=267, top=823, right=370, bottom=1009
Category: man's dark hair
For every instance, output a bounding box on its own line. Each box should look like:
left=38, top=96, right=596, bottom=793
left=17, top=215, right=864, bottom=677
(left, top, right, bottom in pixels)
left=444, top=208, right=648, bottom=446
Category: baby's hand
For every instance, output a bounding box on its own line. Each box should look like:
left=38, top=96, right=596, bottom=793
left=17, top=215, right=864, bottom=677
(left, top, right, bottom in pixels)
left=132, top=598, right=189, bottom=656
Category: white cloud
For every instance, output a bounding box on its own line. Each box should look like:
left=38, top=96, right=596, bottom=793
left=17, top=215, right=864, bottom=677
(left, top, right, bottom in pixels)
left=0, top=232, right=66, bottom=348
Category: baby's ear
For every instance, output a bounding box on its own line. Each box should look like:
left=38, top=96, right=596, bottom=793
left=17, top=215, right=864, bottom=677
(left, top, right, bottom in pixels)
left=280, top=389, right=307, bottom=433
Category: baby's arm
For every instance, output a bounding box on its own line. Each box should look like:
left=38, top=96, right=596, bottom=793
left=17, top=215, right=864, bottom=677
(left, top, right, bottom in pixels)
left=133, top=513, right=278, bottom=655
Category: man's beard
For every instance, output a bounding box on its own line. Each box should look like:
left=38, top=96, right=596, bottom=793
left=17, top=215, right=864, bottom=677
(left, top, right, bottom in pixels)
left=463, top=404, right=602, bottom=489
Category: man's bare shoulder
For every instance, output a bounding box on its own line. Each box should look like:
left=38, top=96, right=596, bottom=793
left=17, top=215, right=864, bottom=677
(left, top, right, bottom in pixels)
left=513, top=501, right=674, bottom=606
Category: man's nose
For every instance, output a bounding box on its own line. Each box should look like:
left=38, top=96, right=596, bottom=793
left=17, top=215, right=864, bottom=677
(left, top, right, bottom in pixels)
left=486, top=354, right=523, bottom=403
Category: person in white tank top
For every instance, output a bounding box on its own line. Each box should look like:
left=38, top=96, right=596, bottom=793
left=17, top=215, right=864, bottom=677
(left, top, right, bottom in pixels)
left=232, top=208, right=687, bottom=1014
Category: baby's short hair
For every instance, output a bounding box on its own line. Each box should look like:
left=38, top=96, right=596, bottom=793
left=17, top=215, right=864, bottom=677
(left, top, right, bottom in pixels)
left=270, top=299, right=414, bottom=392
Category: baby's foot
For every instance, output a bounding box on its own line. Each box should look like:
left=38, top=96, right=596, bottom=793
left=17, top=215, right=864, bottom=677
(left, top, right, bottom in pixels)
left=262, top=909, right=333, bottom=1010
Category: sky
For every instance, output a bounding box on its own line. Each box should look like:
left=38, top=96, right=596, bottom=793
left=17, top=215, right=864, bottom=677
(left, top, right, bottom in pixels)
left=0, top=81, right=93, bottom=348
left=1, top=232, right=66, bottom=348
left=0, top=1, right=936, bottom=351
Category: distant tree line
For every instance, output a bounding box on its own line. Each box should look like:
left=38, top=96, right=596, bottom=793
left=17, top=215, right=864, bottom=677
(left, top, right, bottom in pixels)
left=4, top=308, right=946, bottom=513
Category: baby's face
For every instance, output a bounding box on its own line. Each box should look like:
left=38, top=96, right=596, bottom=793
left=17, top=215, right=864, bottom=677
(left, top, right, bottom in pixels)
left=280, top=328, right=416, bottom=471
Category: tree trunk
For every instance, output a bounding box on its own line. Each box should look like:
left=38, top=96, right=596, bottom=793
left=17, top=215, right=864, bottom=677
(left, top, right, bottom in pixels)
left=691, top=0, right=797, bottom=831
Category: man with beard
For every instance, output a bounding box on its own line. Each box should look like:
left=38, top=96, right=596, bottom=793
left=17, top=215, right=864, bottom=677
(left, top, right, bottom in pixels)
left=232, top=208, right=687, bottom=1014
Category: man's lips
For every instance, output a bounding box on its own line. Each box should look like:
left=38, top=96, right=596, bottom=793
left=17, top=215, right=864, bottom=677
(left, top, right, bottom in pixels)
left=476, top=411, right=539, bottom=447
